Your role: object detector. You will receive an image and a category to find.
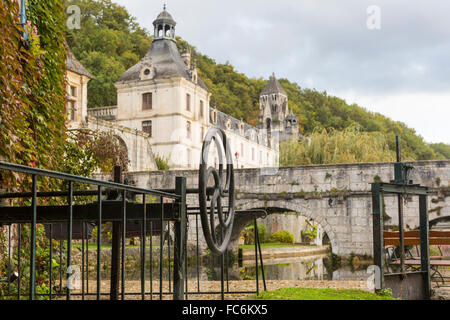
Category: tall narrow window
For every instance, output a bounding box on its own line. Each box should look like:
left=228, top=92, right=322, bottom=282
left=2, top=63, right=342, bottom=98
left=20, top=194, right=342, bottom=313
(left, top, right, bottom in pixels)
left=186, top=93, right=191, bottom=111
left=143, top=93, right=152, bottom=110
left=200, top=127, right=204, bottom=143
left=200, top=100, right=204, bottom=118
left=187, top=149, right=191, bottom=168
left=187, top=121, right=191, bottom=139
left=67, top=101, right=76, bottom=121
left=142, top=120, right=152, bottom=137
left=70, top=86, right=77, bottom=98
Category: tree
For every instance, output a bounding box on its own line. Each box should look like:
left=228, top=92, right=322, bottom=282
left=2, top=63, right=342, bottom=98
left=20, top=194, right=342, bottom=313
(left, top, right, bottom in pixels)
left=65, top=0, right=151, bottom=108
left=280, top=126, right=396, bottom=166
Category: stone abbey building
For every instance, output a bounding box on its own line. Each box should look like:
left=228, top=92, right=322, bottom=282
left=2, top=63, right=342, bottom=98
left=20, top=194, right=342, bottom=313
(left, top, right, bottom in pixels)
left=68, top=8, right=299, bottom=170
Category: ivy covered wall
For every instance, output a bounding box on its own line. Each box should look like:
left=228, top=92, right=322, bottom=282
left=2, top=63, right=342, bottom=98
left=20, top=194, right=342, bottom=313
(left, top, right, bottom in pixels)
left=0, top=0, right=67, bottom=189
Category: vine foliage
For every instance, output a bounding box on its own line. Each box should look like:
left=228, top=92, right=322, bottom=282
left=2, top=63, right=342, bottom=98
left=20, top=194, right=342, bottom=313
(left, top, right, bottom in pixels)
left=0, top=0, right=67, bottom=191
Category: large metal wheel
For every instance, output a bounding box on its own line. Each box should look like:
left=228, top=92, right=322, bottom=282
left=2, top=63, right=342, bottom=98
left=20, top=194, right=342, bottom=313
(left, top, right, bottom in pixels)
left=198, top=127, right=235, bottom=255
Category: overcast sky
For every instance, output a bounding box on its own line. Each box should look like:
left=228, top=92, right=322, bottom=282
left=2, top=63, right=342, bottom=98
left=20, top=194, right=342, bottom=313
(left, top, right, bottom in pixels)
left=114, top=0, right=450, bottom=144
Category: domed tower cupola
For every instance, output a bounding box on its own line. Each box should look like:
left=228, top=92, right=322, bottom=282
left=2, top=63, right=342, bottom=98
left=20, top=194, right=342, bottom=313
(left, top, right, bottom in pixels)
left=153, top=5, right=177, bottom=42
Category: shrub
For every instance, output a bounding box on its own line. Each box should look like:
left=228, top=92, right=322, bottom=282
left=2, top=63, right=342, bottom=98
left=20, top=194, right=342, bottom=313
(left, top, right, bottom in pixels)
left=155, top=154, right=170, bottom=171
left=271, top=231, right=295, bottom=244
left=242, top=223, right=270, bottom=245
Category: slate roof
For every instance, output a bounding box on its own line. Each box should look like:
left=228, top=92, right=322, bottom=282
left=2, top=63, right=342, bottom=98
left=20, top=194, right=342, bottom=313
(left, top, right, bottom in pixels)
left=285, top=109, right=298, bottom=121
left=261, top=73, right=286, bottom=96
left=116, top=39, right=208, bottom=90
left=153, top=9, right=176, bottom=26
left=211, top=107, right=269, bottom=147
left=66, top=47, right=94, bottom=79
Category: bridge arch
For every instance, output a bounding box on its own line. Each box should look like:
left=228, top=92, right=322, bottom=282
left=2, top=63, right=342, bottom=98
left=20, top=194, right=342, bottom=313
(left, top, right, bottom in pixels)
left=430, top=216, right=450, bottom=229
left=234, top=199, right=339, bottom=255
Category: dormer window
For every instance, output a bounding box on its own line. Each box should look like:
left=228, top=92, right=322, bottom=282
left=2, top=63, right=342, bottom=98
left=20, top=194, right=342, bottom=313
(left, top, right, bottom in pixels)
left=143, top=93, right=152, bottom=110
left=144, top=69, right=151, bottom=76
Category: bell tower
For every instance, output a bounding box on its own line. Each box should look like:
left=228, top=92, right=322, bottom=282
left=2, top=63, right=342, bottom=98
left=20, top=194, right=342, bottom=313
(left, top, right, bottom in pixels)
left=153, top=5, right=177, bottom=42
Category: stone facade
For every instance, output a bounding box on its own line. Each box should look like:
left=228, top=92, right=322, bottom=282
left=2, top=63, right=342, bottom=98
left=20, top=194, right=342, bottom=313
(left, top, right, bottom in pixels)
left=118, top=160, right=450, bottom=258
left=65, top=47, right=93, bottom=125
left=65, top=48, right=157, bottom=172
left=258, top=73, right=300, bottom=142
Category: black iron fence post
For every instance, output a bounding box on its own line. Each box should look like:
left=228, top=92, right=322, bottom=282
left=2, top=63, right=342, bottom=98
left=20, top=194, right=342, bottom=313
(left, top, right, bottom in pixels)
left=173, top=177, right=186, bottom=300
left=419, top=194, right=431, bottom=299
left=110, top=166, right=122, bottom=300
left=67, top=181, right=73, bottom=300
left=29, top=174, right=37, bottom=300
left=371, top=183, right=384, bottom=292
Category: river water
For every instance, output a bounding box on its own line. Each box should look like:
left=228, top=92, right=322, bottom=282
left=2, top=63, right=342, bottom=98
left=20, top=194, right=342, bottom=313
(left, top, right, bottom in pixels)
left=92, top=252, right=371, bottom=283
left=184, top=254, right=371, bottom=283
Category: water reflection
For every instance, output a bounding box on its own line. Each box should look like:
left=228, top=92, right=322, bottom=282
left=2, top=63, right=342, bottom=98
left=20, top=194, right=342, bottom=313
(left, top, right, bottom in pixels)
left=202, top=254, right=371, bottom=282
left=90, top=254, right=370, bottom=282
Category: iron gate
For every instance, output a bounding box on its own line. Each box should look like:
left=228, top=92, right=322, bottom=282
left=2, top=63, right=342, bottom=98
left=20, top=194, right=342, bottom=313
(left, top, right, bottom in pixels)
left=371, top=136, right=431, bottom=300
left=0, top=127, right=266, bottom=300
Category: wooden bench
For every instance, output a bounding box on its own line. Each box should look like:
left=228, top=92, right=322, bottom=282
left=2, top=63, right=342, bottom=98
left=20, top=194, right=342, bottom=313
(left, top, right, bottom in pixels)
left=383, top=231, right=450, bottom=286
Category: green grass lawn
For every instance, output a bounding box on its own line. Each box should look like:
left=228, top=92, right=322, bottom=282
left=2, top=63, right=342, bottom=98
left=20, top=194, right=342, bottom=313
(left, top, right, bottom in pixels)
left=253, top=288, right=398, bottom=300
left=238, top=242, right=306, bottom=250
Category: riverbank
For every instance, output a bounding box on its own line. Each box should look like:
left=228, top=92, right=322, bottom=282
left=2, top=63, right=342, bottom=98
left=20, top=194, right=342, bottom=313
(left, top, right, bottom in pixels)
left=239, top=244, right=329, bottom=262
left=63, top=279, right=370, bottom=300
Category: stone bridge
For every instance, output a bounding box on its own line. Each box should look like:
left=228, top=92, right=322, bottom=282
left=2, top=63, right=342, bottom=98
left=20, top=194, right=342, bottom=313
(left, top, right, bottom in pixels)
left=74, top=116, right=158, bottom=172
left=125, top=160, right=450, bottom=257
